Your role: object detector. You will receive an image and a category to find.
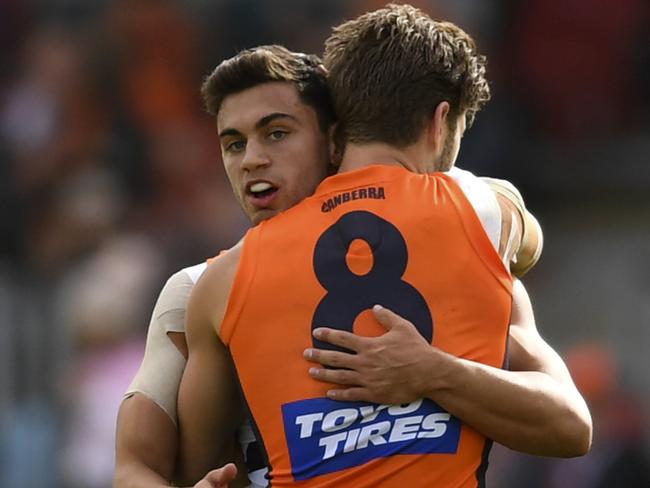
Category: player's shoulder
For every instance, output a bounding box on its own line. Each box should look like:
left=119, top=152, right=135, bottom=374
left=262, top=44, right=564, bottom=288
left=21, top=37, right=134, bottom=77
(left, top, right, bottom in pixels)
left=447, top=166, right=501, bottom=250
left=170, top=245, right=238, bottom=293
left=151, top=263, right=207, bottom=325
left=207, top=241, right=243, bottom=272
left=449, top=166, right=524, bottom=198
left=180, top=262, right=209, bottom=285
left=479, top=176, right=526, bottom=209
left=193, top=242, right=243, bottom=298
left=187, top=242, right=244, bottom=338
left=447, top=166, right=500, bottom=207
left=449, top=165, right=529, bottom=233
left=155, top=252, right=231, bottom=320
left=478, top=175, right=528, bottom=243
left=447, top=165, right=479, bottom=183
left=157, top=262, right=207, bottom=304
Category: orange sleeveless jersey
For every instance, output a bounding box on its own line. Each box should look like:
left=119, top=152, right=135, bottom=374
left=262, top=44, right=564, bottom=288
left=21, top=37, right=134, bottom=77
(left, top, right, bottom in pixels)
left=220, top=165, right=512, bottom=487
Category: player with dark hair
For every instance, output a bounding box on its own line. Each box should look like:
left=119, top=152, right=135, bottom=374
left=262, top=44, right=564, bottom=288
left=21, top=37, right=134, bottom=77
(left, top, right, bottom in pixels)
left=177, top=5, right=590, bottom=487
left=117, top=41, right=554, bottom=488
left=114, top=45, right=336, bottom=488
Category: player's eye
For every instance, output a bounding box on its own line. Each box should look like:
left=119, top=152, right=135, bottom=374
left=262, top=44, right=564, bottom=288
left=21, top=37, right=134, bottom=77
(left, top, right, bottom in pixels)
left=226, top=139, right=246, bottom=152
left=268, top=129, right=289, bottom=142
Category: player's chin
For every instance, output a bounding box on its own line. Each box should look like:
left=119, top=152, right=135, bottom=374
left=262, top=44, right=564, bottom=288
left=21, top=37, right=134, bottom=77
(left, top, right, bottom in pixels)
left=251, top=206, right=281, bottom=224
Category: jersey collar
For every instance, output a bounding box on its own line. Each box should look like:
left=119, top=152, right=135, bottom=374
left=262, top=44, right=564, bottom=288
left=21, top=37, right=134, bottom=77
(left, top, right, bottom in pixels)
left=314, top=164, right=409, bottom=196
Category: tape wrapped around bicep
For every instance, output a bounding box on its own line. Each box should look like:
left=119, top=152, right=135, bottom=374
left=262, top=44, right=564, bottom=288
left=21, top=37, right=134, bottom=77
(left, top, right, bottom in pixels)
left=123, top=268, right=199, bottom=424
left=512, top=209, right=543, bottom=277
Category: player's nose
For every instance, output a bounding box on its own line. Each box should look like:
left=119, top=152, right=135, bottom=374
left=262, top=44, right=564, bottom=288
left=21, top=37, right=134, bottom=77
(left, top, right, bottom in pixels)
left=241, top=139, right=271, bottom=172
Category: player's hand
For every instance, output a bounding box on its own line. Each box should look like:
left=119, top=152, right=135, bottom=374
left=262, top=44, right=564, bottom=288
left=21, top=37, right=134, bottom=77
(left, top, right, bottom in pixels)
left=304, top=305, right=439, bottom=404
left=193, top=463, right=238, bottom=488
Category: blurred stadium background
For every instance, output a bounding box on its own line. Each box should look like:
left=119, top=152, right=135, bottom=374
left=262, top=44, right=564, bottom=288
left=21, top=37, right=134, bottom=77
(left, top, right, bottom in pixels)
left=0, top=1, right=648, bottom=486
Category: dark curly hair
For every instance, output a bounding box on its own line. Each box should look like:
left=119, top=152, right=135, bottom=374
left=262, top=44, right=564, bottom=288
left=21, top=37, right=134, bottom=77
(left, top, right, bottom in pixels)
left=202, top=45, right=335, bottom=132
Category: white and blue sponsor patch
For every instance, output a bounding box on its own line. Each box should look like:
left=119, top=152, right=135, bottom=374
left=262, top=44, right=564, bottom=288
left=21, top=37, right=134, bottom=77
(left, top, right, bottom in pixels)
left=281, top=397, right=461, bottom=480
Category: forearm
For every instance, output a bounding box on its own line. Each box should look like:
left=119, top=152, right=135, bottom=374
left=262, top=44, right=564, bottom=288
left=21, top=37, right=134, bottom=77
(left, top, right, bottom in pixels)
left=425, top=349, right=591, bottom=457
left=114, top=395, right=178, bottom=488
left=177, top=371, right=224, bottom=484
left=114, top=463, right=172, bottom=488
left=177, top=353, right=241, bottom=484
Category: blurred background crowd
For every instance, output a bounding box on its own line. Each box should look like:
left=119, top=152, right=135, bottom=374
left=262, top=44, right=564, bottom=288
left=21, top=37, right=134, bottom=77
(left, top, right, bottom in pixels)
left=0, top=1, right=649, bottom=487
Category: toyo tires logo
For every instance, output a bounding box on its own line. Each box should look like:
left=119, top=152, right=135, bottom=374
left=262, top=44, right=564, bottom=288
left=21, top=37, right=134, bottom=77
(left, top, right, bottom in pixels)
left=281, top=397, right=461, bottom=480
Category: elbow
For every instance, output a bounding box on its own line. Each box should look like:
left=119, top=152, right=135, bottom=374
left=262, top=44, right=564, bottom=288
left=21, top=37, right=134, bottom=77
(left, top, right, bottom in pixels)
left=112, top=470, right=125, bottom=488
left=573, top=412, right=593, bottom=457
left=557, top=407, right=593, bottom=458
left=113, top=464, right=142, bottom=488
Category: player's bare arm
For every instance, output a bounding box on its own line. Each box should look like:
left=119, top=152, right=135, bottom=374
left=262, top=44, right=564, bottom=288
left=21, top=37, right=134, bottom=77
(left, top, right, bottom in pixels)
left=306, top=281, right=591, bottom=457
left=177, top=244, right=244, bottom=486
left=115, top=267, right=246, bottom=488
left=117, top=398, right=242, bottom=488
left=115, top=270, right=195, bottom=488
left=115, top=393, right=178, bottom=487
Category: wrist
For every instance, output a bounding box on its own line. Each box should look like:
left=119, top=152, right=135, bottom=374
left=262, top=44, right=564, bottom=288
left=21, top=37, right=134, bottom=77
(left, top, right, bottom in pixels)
left=416, top=346, right=454, bottom=399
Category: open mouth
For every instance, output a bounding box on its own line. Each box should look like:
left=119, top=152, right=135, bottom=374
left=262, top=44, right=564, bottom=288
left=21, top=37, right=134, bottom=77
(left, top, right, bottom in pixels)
left=247, top=181, right=279, bottom=206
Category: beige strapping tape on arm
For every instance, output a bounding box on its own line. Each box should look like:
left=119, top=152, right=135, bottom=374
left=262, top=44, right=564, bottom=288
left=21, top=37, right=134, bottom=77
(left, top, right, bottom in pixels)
left=482, top=177, right=544, bottom=277
left=123, top=269, right=196, bottom=424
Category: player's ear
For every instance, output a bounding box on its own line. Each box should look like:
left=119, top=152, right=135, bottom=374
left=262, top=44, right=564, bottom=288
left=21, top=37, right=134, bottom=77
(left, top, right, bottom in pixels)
left=426, top=101, right=450, bottom=153
left=329, top=122, right=345, bottom=169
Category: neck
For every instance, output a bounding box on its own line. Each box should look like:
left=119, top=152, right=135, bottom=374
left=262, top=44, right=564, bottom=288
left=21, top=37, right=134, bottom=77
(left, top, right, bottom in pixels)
left=338, top=141, right=434, bottom=174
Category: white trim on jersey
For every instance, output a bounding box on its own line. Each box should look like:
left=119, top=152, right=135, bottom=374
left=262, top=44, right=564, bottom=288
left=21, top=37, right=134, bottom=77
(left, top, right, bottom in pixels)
left=447, top=166, right=502, bottom=254
left=185, top=261, right=208, bottom=284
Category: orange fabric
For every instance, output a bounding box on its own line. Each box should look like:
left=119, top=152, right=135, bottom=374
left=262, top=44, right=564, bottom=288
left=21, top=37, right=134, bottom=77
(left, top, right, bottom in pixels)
left=221, top=165, right=512, bottom=487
